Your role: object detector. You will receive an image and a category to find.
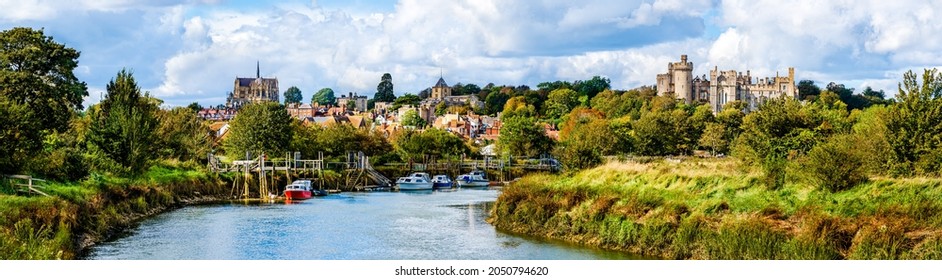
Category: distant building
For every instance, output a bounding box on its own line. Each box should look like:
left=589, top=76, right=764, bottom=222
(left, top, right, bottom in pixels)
left=418, top=76, right=484, bottom=123
left=227, top=62, right=279, bottom=109
left=656, top=55, right=797, bottom=113
left=337, top=92, right=368, bottom=112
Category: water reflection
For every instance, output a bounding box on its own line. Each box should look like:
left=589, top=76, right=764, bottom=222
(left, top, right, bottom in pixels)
left=86, top=188, right=640, bottom=260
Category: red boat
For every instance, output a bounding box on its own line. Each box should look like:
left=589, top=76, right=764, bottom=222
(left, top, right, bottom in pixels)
left=283, top=180, right=313, bottom=200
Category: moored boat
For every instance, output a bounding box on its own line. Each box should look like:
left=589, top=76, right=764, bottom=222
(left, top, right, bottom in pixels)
left=284, top=180, right=313, bottom=200
left=456, top=170, right=489, bottom=188
left=396, top=172, right=434, bottom=190
left=431, top=175, right=453, bottom=189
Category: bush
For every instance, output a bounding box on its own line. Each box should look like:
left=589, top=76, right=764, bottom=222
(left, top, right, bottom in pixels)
left=803, top=134, right=868, bottom=192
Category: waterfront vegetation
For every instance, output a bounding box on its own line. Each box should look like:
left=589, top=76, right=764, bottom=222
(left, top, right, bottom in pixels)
left=492, top=159, right=942, bottom=259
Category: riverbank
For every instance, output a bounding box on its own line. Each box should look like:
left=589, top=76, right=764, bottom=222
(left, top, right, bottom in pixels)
left=0, top=163, right=231, bottom=259
left=489, top=158, right=942, bottom=259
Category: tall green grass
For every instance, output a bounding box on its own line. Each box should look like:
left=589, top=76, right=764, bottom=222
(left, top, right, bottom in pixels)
left=490, top=158, right=942, bottom=259
left=0, top=161, right=231, bottom=259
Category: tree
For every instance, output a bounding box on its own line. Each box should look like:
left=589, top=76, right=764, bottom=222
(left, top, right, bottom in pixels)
left=885, top=68, right=942, bottom=176
left=374, top=73, right=396, bottom=102
left=156, top=107, right=212, bottom=162
left=555, top=108, right=612, bottom=170
left=312, top=87, right=336, bottom=105
left=401, top=110, right=426, bottom=128
left=573, top=76, right=611, bottom=101
left=497, top=116, right=553, bottom=158
left=223, top=102, right=293, bottom=160
left=435, top=102, right=447, bottom=116
left=393, top=128, right=469, bottom=161
left=187, top=102, right=202, bottom=113
left=545, top=88, right=580, bottom=120
left=501, top=96, right=537, bottom=119
left=803, top=134, right=868, bottom=192
left=0, top=27, right=88, bottom=173
left=86, top=69, right=160, bottom=175
left=484, top=90, right=510, bottom=115
left=284, top=86, right=302, bottom=104
left=393, top=94, right=422, bottom=107
left=699, top=123, right=727, bottom=156
left=797, top=80, right=820, bottom=101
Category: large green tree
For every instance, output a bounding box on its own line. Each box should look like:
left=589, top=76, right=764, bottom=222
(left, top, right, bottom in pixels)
left=497, top=116, right=553, bottom=158
left=223, top=102, right=293, bottom=160
left=86, top=69, right=160, bottom=175
left=544, top=88, right=580, bottom=120
left=393, top=128, right=469, bottom=162
left=0, top=27, right=88, bottom=173
left=885, top=68, right=942, bottom=176
left=374, top=73, right=396, bottom=102
left=312, top=87, right=336, bottom=105
left=156, top=107, right=212, bottom=162
left=283, top=86, right=303, bottom=104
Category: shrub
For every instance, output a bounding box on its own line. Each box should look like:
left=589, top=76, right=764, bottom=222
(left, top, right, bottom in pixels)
left=803, top=134, right=868, bottom=192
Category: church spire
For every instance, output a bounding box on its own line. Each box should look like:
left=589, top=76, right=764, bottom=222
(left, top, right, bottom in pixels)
left=256, top=61, right=260, bottom=78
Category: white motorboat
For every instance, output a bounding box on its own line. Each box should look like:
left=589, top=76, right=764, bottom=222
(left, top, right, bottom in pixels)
left=396, top=172, right=434, bottom=190
left=456, top=170, right=489, bottom=188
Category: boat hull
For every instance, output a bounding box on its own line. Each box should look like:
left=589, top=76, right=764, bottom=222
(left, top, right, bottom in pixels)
left=433, top=182, right=454, bottom=189
left=457, top=180, right=489, bottom=188
left=398, top=182, right=434, bottom=190
left=284, top=190, right=312, bottom=200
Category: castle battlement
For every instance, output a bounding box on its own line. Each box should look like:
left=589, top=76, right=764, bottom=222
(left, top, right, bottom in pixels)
left=657, top=55, right=796, bottom=113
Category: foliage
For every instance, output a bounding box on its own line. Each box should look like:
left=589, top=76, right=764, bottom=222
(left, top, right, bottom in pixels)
left=187, top=102, right=201, bottom=113
left=0, top=27, right=88, bottom=174
left=572, top=76, right=611, bottom=101
left=544, top=88, right=581, bottom=120
left=374, top=73, right=396, bottom=102
left=699, top=123, right=727, bottom=156
left=86, top=69, right=160, bottom=175
left=283, top=86, right=302, bottom=104
left=497, top=116, right=553, bottom=158
left=400, top=110, right=426, bottom=128
left=802, top=134, right=868, bottom=192
left=501, top=96, right=537, bottom=119
left=155, top=107, right=212, bottom=163
left=393, top=93, right=422, bottom=107
left=434, top=102, right=447, bottom=116
left=555, top=108, right=612, bottom=170
left=393, top=128, right=470, bottom=162
left=884, top=68, right=942, bottom=176
left=312, top=87, right=336, bottom=105
left=797, top=80, right=820, bottom=101
left=734, top=97, right=847, bottom=188
left=291, top=122, right=391, bottom=160
left=222, top=102, right=293, bottom=160
left=484, top=89, right=510, bottom=115
left=0, top=27, right=88, bottom=133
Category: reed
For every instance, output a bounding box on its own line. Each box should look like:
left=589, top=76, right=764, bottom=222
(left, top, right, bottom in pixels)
left=490, top=158, right=942, bottom=259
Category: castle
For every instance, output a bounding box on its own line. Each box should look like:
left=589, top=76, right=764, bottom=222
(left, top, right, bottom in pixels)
left=226, top=62, right=279, bottom=109
left=656, top=55, right=797, bottom=113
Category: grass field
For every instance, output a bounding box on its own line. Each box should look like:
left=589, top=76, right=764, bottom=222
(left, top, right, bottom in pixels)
left=490, top=158, right=942, bottom=259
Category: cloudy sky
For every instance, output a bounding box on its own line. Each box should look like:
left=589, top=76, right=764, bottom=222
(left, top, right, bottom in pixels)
left=2, top=0, right=940, bottom=107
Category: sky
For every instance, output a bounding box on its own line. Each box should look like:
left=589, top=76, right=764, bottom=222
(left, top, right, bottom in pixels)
left=2, top=0, right=940, bottom=108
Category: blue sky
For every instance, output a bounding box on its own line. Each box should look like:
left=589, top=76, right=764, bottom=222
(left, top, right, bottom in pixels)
left=1, top=0, right=940, bottom=107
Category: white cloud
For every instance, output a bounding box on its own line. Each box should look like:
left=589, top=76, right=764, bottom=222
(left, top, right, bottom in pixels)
left=10, top=0, right=942, bottom=106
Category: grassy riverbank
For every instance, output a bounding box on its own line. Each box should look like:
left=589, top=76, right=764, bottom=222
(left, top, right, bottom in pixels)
left=0, top=162, right=231, bottom=259
left=490, top=158, right=942, bottom=259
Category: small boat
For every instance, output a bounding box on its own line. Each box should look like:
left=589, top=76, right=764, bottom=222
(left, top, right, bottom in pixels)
left=396, top=172, right=434, bottom=190
left=431, top=175, right=454, bottom=189
left=456, top=170, right=489, bottom=188
left=284, top=180, right=313, bottom=200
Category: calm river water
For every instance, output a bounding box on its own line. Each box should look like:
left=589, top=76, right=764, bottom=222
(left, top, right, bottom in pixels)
left=86, top=188, right=639, bottom=260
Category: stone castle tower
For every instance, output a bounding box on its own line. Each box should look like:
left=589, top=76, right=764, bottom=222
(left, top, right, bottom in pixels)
left=656, top=55, right=694, bottom=103
left=430, top=76, right=452, bottom=99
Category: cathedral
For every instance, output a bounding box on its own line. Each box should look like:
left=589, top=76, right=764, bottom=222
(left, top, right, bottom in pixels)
left=226, top=62, right=279, bottom=109
left=656, top=55, right=797, bottom=113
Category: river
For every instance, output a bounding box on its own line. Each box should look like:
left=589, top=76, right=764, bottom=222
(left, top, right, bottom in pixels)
left=85, top=188, right=639, bottom=260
